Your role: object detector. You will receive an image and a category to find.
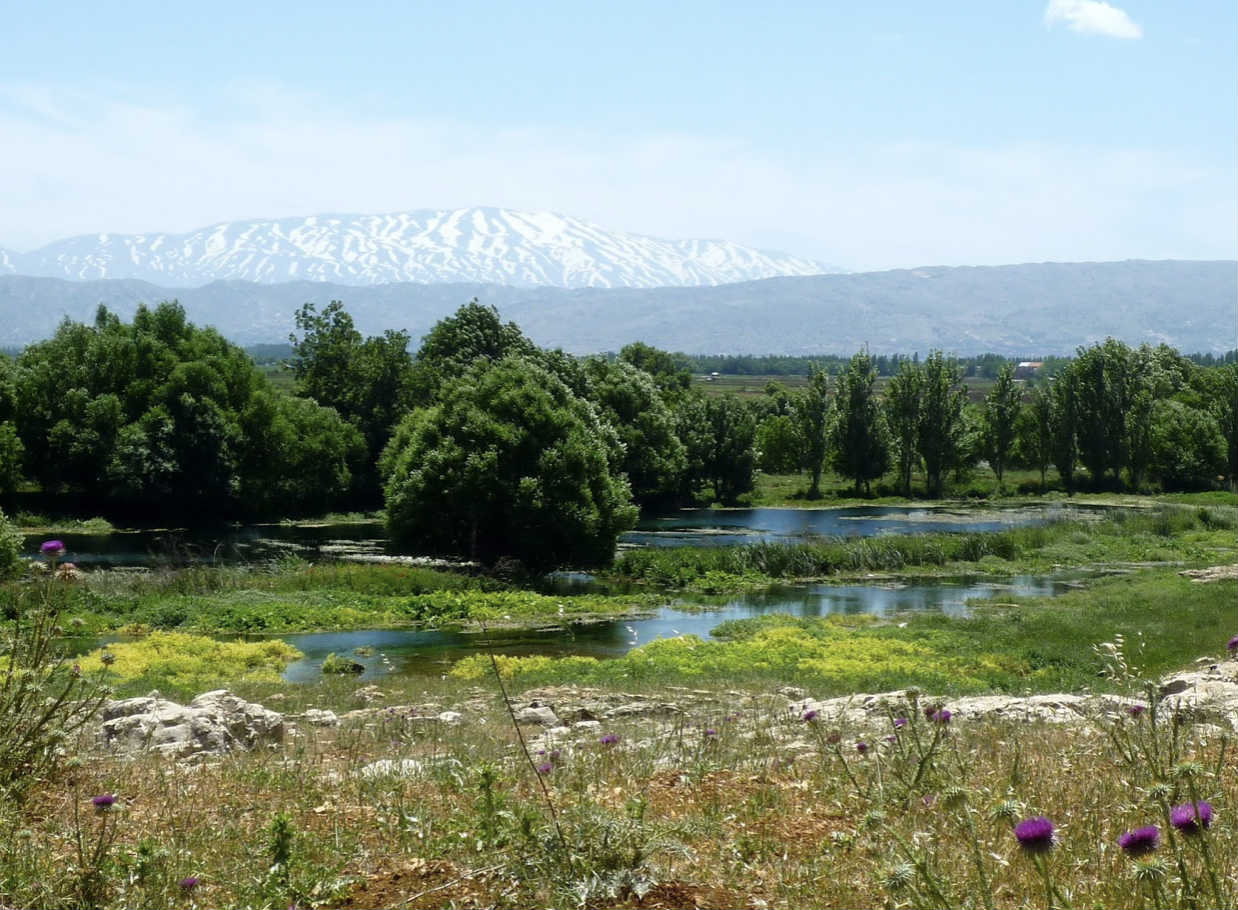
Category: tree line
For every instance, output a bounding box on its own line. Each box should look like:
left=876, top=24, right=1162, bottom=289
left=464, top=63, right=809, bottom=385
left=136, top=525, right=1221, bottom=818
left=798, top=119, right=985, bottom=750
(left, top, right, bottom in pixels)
left=0, top=300, right=1233, bottom=568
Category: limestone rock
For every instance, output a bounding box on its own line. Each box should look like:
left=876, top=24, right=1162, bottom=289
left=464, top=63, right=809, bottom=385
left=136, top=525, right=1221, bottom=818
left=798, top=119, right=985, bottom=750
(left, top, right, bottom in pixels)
left=303, top=709, right=340, bottom=727
left=99, top=690, right=283, bottom=759
left=513, top=704, right=559, bottom=726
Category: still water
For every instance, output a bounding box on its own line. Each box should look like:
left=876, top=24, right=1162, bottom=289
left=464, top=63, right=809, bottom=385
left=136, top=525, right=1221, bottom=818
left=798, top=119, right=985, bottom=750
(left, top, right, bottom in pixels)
left=278, top=574, right=1078, bottom=682
left=26, top=503, right=1109, bottom=568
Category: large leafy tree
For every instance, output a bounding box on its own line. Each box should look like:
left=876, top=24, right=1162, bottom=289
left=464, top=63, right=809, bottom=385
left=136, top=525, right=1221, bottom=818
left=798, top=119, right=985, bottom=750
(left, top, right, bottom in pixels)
left=1207, top=363, right=1238, bottom=486
left=289, top=301, right=415, bottom=497
left=884, top=360, right=923, bottom=496
left=796, top=368, right=831, bottom=497
left=829, top=352, right=890, bottom=495
left=383, top=356, right=637, bottom=569
left=916, top=352, right=968, bottom=498
left=702, top=396, right=758, bottom=505
left=581, top=358, right=686, bottom=506
left=15, top=302, right=356, bottom=516
left=1148, top=400, right=1226, bottom=491
left=981, top=363, right=1020, bottom=487
left=1049, top=373, right=1080, bottom=495
left=1016, top=386, right=1054, bottom=492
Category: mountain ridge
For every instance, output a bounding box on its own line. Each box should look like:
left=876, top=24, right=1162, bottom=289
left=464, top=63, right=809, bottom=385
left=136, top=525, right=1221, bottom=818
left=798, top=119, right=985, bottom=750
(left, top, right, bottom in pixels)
left=1, top=259, right=1232, bottom=356
left=0, top=207, right=834, bottom=289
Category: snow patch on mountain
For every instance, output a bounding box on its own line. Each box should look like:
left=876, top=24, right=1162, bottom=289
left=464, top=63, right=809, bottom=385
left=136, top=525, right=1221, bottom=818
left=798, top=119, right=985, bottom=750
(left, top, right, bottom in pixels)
left=10, top=208, right=834, bottom=288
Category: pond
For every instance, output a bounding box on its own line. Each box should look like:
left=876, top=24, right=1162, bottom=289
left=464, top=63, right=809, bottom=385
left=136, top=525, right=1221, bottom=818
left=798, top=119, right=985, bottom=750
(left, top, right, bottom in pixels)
left=278, top=574, right=1081, bottom=682
left=24, top=503, right=1112, bottom=568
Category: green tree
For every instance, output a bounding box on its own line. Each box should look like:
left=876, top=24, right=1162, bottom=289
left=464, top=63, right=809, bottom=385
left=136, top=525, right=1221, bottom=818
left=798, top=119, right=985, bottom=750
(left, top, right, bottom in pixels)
left=981, top=363, right=1021, bottom=487
left=1148, top=400, right=1225, bottom=491
left=411, top=300, right=536, bottom=400
left=289, top=301, right=415, bottom=497
left=15, top=302, right=354, bottom=517
left=618, top=342, right=692, bottom=397
left=1207, top=363, right=1238, bottom=486
left=383, top=356, right=637, bottom=569
left=1049, top=374, right=1080, bottom=495
left=884, top=360, right=923, bottom=497
left=796, top=368, right=831, bottom=498
left=581, top=358, right=686, bottom=505
left=829, top=352, right=891, bottom=495
left=1016, top=386, right=1054, bottom=492
left=756, top=414, right=805, bottom=474
left=916, top=352, right=968, bottom=498
left=703, top=396, right=757, bottom=504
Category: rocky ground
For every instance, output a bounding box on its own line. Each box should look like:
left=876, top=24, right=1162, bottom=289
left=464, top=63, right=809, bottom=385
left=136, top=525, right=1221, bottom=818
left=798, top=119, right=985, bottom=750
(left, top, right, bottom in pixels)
left=93, top=658, right=1238, bottom=765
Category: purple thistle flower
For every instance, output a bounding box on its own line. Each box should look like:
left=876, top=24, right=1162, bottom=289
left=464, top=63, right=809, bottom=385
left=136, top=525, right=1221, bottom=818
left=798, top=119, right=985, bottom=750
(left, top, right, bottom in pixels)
left=1170, top=801, right=1213, bottom=834
left=91, top=793, right=116, bottom=811
left=802, top=709, right=818, bottom=722
left=179, top=876, right=200, bottom=891
left=599, top=734, right=619, bottom=746
left=931, top=709, right=952, bottom=725
left=549, top=749, right=562, bottom=761
left=855, top=741, right=868, bottom=754
left=1014, top=816, right=1056, bottom=854
left=893, top=716, right=908, bottom=729
left=1127, top=704, right=1146, bottom=718
left=536, top=762, right=553, bottom=775
left=886, top=735, right=898, bottom=744
left=704, top=728, right=717, bottom=737
left=1118, top=826, right=1160, bottom=856
left=41, top=540, right=66, bottom=555
left=1228, top=635, right=1238, bottom=653
left=924, top=704, right=942, bottom=719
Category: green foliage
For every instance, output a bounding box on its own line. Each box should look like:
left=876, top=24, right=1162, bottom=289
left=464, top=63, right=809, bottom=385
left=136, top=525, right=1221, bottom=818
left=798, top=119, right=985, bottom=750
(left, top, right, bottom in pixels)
left=1149, top=400, right=1226, bottom=491
left=756, top=414, right=805, bottom=474
left=77, top=632, right=301, bottom=691
left=13, top=303, right=355, bottom=517
left=410, top=299, right=536, bottom=400
left=384, top=356, right=637, bottom=568
left=701, top=396, right=757, bottom=504
left=1206, top=363, right=1238, bottom=485
left=288, top=301, right=415, bottom=498
left=618, top=342, right=692, bottom=397
left=1, top=578, right=110, bottom=798
left=0, top=509, right=22, bottom=581
left=0, top=422, right=23, bottom=497
left=829, top=352, right=891, bottom=495
left=797, top=368, right=831, bottom=497
left=981, top=363, right=1020, bottom=485
left=582, top=358, right=686, bottom=505
left=1016, top=386, right=1054, bottom=491
left=917, top=352, right=968, bottom=498
left=320, top=652, right=363, bottom=674
left=885, top=360, right=923, bottom=497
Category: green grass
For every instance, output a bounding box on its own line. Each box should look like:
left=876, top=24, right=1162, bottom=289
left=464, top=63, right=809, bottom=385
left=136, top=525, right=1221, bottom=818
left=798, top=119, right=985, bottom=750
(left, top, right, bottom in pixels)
left=59, top=562, right=659, bottom=635
left=454, top=569, right=1236, bottom=696
left=611, top=505, right=1237, bottom=590
left=12, top=513, right=116, bottom=533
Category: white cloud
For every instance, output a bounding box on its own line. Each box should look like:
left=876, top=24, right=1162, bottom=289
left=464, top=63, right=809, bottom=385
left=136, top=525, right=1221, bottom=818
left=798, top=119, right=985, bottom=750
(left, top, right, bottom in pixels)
left=0, top=84, right=1232, bottom=271
left=1044, top=0, right=1143, bottom=39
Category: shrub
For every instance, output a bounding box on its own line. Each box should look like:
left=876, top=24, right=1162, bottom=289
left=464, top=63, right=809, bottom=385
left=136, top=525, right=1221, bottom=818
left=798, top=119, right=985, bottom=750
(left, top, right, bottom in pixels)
left=1, top=576, right=110, bottom=798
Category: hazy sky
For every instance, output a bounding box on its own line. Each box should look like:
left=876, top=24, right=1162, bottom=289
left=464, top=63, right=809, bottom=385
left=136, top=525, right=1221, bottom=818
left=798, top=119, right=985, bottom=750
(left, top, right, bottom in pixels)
left=1, top=0, right=1234, bottom=270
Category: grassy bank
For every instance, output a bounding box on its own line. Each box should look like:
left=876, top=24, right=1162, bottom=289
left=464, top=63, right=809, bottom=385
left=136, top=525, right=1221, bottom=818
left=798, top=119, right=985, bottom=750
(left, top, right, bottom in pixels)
left=63, top=562, right=658, bottom=635
left=612, top=504, right=1237, bottom=591
left=453, top=570, right=1236, bottom=696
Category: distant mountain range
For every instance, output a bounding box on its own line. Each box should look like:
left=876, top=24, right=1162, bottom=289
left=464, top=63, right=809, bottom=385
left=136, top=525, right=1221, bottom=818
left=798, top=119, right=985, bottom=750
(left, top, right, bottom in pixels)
left=1, top=260, right=1232, bottom=355
left=0, top=208, right=832, bottom=288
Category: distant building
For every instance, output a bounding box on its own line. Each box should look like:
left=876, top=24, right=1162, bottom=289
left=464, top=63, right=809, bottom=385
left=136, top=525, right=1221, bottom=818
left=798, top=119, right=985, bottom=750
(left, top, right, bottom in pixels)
left=1014, top=361, right=1043, bottom=379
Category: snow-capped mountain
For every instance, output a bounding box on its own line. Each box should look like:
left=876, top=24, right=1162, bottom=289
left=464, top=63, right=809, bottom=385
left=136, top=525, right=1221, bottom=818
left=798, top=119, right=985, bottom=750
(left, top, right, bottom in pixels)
left=4, top=208, right=833, bottom=288
left=0, top=248, right=13, bottom=273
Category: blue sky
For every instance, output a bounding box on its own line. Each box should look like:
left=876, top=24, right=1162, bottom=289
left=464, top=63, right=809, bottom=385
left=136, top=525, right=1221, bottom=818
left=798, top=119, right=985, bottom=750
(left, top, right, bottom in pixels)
left=1, top=0, right=1233, bottom=270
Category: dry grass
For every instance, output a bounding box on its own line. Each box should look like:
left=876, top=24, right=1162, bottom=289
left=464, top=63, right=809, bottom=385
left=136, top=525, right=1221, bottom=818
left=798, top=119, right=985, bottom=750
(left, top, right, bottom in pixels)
left=2, top=682, right=1233, bottom=909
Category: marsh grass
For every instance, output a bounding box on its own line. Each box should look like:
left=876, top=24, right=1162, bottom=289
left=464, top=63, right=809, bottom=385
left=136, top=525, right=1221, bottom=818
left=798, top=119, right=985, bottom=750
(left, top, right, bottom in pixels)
left=612, top=505, right=1236, bottom=590
left=0, top=671, right=1232, bottom=909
